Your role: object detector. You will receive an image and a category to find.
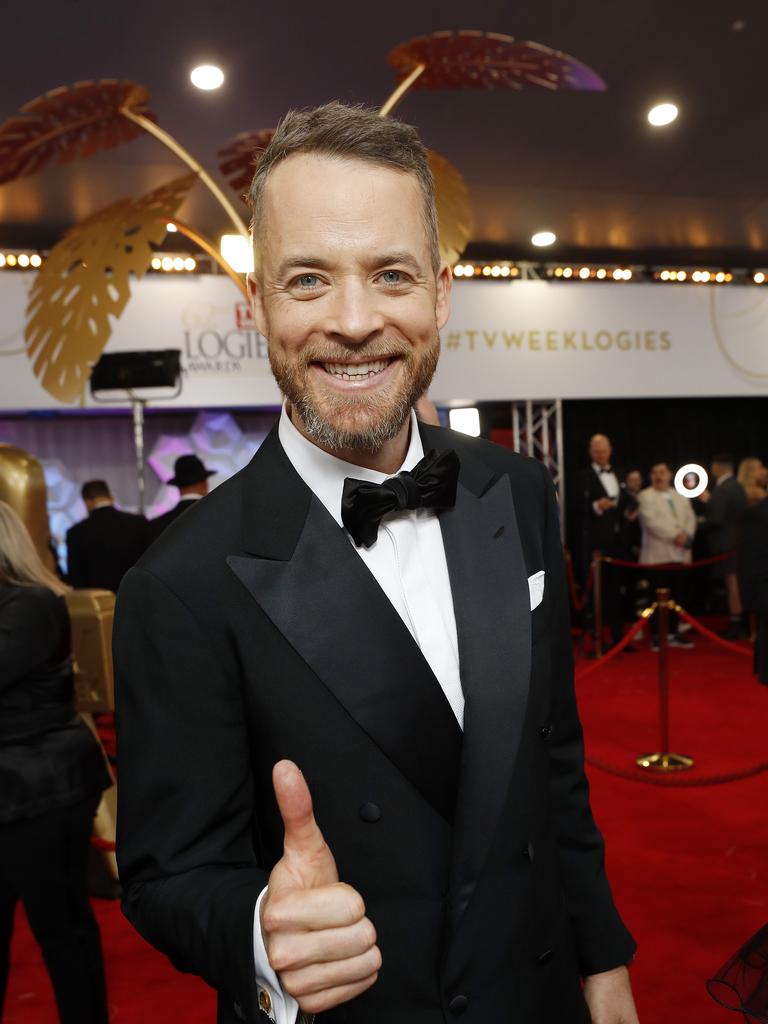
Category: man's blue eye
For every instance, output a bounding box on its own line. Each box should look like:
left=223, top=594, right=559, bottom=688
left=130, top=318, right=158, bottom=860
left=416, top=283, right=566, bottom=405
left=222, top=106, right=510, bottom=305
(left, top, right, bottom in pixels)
left=381, top=270, right=403, bottom=284
left=297, top=275, right=319, bottom=288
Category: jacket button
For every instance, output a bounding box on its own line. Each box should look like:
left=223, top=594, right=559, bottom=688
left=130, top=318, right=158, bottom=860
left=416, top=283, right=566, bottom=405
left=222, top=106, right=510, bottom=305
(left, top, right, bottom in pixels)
left=537, top=948, right=554, bottom=965
left=522, top=842, right=534, bottom=861
left=359, top=802, right=381, bottom=823
left=448, top=994, right=469, bottom=1015
left=540, top=724, right=552, bottom=740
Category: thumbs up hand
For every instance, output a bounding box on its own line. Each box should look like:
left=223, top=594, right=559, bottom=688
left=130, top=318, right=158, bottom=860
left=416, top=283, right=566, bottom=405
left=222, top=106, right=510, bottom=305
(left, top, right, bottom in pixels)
left=260, top=761, right=381, bottom=1015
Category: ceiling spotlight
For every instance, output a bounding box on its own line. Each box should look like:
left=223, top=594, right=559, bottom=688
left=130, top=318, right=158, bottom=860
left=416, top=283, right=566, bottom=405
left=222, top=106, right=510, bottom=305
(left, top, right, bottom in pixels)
left=166, top=222, right=178, bottom=233
left=531, top=231, right=556, bottom=247
left=151, top=257, right=162, bottom=270
left=30, top=253, right=42, bottom=267
left=648, top=102, right=678, bottom=127
left=754, top=272, right=765, bottom=284
left=562, top=267, right=573, bottom=278
left=184, top=257, right=196, bottom=271
left=578, top=267, right=590, bottom=279
left=596, top=268, right=607, bottom=279
left=18, top=254, right=30, bottom=267
left=190, top=64, right=225, bottom=91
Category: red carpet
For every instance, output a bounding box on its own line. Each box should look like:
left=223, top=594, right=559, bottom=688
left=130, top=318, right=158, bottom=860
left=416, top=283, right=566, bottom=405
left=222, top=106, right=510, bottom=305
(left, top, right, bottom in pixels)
left=5, top=629, right=766, bottom=1022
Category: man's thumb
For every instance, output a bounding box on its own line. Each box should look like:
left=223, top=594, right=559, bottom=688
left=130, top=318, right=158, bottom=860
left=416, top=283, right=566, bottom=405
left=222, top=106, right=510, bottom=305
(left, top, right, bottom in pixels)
left=273, top=760, right=334, bottom=868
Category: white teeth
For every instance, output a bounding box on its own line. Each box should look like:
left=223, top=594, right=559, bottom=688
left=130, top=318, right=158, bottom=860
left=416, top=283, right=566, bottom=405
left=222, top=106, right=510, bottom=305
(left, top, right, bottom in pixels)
left=322, top=359, right=390, bottom=380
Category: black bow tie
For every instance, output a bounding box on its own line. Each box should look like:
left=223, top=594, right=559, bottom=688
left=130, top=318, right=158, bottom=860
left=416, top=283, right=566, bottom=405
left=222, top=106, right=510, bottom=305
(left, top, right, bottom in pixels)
left=599, top=466, right=613, bottom=474
left=341, top=449, right=460, bottom=548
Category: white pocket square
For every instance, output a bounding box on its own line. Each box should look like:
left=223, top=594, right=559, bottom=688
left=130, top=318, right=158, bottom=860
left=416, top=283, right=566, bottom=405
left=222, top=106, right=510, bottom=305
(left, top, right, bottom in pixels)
left=528, top=570, right=545, bottom=611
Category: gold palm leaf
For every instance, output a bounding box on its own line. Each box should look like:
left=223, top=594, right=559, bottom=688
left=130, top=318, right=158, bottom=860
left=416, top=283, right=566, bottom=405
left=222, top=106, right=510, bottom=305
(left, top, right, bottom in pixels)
left=25, top=174, right=195, bottom=403
left=0, top=80, right=154, bottom=185
left=429, top=149, right=473, bottom=265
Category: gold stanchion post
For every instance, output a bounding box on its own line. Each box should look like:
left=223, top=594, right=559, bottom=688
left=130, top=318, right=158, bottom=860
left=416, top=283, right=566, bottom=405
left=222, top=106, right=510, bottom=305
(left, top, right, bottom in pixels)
left=593, top=552, right=603, bottom=657
left=637, top=587, right=694, bottom=772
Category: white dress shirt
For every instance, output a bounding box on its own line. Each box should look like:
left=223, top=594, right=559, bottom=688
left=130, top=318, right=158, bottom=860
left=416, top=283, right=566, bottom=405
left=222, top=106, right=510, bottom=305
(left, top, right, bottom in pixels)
left=252, top=404, right=463, bottom=1023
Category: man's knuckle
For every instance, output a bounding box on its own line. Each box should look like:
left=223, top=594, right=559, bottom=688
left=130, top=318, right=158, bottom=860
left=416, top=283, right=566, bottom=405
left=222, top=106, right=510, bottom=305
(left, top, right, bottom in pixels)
left=362, top=917, right=377, bottom=948
left=340, top=884, right=365, bottom=921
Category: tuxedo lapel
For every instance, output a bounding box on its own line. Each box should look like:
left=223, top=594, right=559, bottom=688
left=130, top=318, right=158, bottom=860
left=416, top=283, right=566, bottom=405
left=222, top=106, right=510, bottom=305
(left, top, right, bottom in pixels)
left=227, top=427, right=462, bottom=824
left=423, top=430, right=532, bottom=931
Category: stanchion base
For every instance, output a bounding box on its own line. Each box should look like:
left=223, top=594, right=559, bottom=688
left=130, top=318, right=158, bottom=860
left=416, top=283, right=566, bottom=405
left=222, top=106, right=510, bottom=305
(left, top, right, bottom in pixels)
left=636, top=751, right=695, bottom=772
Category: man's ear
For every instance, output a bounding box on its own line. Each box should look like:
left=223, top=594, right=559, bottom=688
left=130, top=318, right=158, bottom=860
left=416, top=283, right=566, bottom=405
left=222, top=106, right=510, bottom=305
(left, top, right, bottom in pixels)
left=247, top=271, right=268, bottom=338
left=435, top=261, right=453, bottom=331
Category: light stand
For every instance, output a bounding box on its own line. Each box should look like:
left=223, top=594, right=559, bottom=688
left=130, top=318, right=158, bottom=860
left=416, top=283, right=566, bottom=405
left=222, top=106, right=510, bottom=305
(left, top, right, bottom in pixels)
left=89, top=350, right=182, bottom=513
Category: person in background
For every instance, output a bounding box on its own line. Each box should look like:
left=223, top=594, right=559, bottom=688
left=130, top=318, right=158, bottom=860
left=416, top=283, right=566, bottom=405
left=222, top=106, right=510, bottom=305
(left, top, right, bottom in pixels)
left=66, top=480, right=150, bottom=592
left=737, top=457, right=768, bottom=506
left=699, top=455, right=748, bottom=639
left=618, top=468, right=643, bottom=624
left=0, top=501, right=111, bottom=1024
left=150, top=454, right=215, bottom=537
left=579, top=433, right=624, bottom=648
left=736, top=494, right=768, bottom=683
left=638, top=461, right=696, bottom=649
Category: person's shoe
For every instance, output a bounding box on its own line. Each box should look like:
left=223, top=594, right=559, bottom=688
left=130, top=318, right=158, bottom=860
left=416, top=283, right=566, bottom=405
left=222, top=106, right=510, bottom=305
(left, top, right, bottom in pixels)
left=669, top=633, right=694, bottom=648
left=721, top=622, right=747, bottom=641
left=678, top=621, right=692, bottom=634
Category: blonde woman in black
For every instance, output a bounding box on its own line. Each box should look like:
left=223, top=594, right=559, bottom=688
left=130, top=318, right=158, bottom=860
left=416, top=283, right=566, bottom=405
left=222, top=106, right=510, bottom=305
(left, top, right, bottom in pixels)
left=0, top=501, right=111, bottom=1023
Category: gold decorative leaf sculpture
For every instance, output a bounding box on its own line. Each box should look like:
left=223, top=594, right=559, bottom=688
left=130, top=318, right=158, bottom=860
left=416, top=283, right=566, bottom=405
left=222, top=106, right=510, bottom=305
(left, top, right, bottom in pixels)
left=25, top=174, right=194, bottom=403
left=428, top=149, right=473, bottom=265
left=0, top=80, right=154, bottom=185
left=217, top=128, right=276, bottom=198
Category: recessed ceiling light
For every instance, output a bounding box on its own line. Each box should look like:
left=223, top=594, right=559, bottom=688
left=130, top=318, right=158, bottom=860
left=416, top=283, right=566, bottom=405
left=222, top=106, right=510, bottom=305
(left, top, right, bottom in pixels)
left=647, top=102, right=678, bottom=127
left=190, top=64, right=224, bottom=91
left=166, top=222, right=178, bottom=232
left=531, top=231, right=556, bottom=247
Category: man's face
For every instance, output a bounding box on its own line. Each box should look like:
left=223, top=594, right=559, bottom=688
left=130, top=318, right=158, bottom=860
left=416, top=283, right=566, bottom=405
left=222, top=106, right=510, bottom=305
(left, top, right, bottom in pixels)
left=625, top=471, right=642, bottom=494
left=650, top=464, right=672, bottom=490
left=589, top=437, right=612, bottom=468
left=248, top=153, right=451, bottom=453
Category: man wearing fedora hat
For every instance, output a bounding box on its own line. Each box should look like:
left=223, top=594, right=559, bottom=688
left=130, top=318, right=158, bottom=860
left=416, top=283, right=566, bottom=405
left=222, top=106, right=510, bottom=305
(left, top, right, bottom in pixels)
left=150, top=454, right=216, bottom=537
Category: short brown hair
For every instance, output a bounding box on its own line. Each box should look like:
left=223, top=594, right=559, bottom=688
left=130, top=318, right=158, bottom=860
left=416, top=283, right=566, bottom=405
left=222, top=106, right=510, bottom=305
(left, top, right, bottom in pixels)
left=247, top=102, right=440, bottom=273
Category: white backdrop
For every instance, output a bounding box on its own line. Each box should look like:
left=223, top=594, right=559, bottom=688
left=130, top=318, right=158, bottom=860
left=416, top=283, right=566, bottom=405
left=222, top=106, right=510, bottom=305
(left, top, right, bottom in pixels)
left=1, top=272, right=767, bottom=410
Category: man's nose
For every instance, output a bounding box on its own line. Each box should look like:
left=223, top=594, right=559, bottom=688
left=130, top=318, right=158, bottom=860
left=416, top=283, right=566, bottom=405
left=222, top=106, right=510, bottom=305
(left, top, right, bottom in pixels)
left=324, top=280, right=385, bottom=343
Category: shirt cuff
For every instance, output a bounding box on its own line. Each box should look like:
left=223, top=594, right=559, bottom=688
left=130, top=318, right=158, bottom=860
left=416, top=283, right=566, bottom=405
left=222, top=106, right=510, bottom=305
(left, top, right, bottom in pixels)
left=253, top=887, right=300, bottom=1024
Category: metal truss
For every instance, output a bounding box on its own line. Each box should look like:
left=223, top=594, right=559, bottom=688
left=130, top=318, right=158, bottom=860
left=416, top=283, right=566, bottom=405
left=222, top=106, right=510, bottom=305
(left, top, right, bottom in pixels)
left=511, top=399, right=565, bottom=538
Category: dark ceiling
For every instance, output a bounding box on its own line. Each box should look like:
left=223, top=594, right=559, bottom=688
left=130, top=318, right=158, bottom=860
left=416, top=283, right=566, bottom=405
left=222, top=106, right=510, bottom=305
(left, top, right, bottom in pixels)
left=2, top=0, right=766, bottom=265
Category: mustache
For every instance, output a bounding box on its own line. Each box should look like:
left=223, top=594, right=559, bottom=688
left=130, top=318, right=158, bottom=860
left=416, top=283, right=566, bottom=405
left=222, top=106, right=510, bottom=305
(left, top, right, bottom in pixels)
left=300, top=340, right=412, bottom=364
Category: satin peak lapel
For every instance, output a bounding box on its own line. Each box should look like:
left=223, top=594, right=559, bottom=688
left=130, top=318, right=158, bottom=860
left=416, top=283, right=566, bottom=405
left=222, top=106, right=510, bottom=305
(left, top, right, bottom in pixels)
left=439, top=465, right=532, bottom=931
left=227, top=442, right=462, bottom=824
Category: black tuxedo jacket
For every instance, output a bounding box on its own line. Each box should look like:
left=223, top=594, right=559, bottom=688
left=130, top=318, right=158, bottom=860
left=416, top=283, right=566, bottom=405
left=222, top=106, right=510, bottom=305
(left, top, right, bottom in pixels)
left=66, top=505, right=150, bottom=593
left=115, top=424, right=635, bottom=1024
left=578, top=467, right=621, bottom=561
left=149, top=496, right=202, bottom=538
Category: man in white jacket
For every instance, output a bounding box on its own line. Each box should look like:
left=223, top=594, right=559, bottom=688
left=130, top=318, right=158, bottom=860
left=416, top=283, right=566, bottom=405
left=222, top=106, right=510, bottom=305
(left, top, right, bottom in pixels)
left=638, top=461, right=697, bottom=648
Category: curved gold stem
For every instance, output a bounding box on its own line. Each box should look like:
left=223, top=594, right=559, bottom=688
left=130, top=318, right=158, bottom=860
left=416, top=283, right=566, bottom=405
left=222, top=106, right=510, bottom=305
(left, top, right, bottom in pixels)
left=169, top=219, right=250, bottom=299
left=120, top=107, right=250, bottom=242
left=379, top=63, right=427, bottom=118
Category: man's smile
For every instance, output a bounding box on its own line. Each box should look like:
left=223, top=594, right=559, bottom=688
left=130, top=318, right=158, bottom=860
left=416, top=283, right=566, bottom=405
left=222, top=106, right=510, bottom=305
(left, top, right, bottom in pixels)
left=310, top=356, right=402, bottom=390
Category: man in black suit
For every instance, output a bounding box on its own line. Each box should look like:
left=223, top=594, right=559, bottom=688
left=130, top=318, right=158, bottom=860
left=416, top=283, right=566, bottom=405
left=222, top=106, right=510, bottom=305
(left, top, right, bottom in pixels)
left=66, top=480, right=149, bottom=593
left=115, top=103, right=637, bottom=1024
left=150, top=454, right=215, bottom=537
left=578, top=434, right=625, bottom=648
left=700, top=455, right=748, bottom=638
left=736, top=497, right=768, bottom=683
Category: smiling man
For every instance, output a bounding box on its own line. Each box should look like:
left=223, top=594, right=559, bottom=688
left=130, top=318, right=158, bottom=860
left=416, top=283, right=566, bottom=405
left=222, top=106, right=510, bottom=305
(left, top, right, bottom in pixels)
left=115, top=103, right=638, bottom=1024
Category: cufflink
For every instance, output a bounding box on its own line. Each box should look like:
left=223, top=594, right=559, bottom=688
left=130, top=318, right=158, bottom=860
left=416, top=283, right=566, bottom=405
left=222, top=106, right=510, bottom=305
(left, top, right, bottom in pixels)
left=258, top=988, right=273, bottom=1019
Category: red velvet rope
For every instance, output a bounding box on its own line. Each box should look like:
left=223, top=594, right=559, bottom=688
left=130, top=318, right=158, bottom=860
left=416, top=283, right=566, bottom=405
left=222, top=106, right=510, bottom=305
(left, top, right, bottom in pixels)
left=601, top=551, right=734, bottom=571
left=674, top=606, right=753, bottom=657
left=90, top=837, right=117, bottom=852
left=575, top=614, right=650, bottom=679
left=565, top=555, right=593, bottom=611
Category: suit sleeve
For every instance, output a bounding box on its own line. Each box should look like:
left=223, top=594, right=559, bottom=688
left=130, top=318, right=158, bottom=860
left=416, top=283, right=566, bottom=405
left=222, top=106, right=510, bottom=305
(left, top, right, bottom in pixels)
left=66, top=526, right=87, bottom=588
left=540, top=465, right=636, bottom=975
left=114, top=566, right=268, bottom=1022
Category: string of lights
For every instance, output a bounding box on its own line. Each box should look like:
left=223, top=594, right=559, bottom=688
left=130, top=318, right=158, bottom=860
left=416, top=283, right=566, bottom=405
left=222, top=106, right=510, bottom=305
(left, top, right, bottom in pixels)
left=1, top=249, right=767, bottom=284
